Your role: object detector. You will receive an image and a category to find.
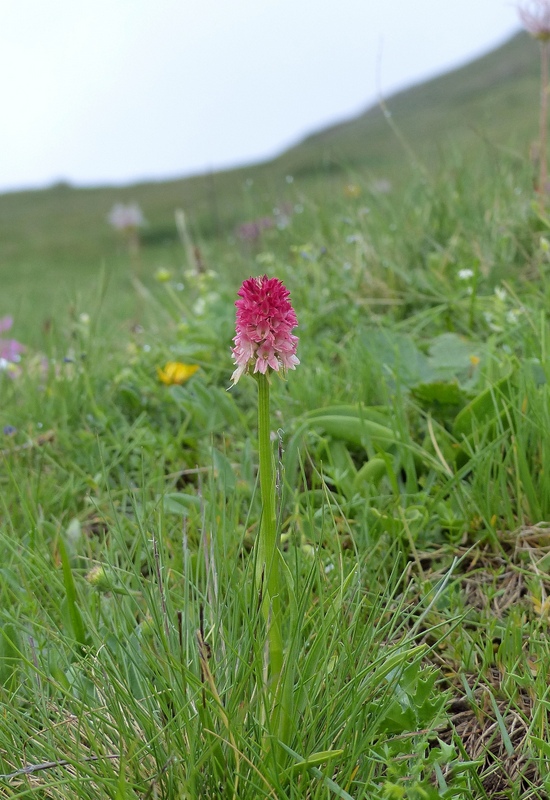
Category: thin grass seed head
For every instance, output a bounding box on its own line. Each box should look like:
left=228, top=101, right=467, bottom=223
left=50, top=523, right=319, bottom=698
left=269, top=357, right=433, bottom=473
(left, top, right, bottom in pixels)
left=519, top=0, right=550, bottom=39
left=231, top=275, right=299, bottom=385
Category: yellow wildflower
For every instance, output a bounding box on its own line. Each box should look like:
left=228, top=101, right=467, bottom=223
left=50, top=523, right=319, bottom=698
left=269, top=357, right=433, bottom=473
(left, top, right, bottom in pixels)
left=157, top=362, right=199, bottom=385
left=154, top=267, right=172, bottom=283
left=344, top=183, right=361, bottom=198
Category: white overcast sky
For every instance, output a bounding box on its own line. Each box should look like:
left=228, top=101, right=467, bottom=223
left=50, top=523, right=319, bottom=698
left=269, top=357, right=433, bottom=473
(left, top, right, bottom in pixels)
left=2, top=0, right=521, bottom=192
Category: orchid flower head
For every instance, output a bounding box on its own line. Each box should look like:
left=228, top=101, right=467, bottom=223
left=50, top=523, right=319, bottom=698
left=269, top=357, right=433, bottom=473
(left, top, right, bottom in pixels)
left=231, top=275, right=299, bottom=385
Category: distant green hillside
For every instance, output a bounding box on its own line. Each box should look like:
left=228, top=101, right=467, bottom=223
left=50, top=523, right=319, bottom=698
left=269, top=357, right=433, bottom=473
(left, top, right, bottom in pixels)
left=0, top=30, right=541, bottom=326
left=279, top=31, right=539, bottom=175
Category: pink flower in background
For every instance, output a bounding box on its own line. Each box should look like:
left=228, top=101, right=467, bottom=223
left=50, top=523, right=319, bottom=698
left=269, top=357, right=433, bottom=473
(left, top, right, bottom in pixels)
left=107, top=203, right=145, bottom=231
left=519, top=0, right=550, bottom=39
left=0, top=316, right=13, bottom=334
left=0, top=339, right=24, bottom=361
left=231, top=275, right=299, bottom=384
left=0, top=316, right=25, bottom=379
left=108, top=203, right=145, bottom=256
left=0, top=316, right=25, bottom=363
left=236, top=217, right=275, bottom=243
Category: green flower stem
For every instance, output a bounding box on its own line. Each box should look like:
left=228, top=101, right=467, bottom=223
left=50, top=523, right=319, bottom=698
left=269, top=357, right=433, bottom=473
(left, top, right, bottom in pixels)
left=539, top=39, right=550, bottom=208
left=255, top=373, right=284, bottom=691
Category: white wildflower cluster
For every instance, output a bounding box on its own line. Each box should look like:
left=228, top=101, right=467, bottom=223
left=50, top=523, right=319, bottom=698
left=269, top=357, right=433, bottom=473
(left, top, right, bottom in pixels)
left=483, top=286, right=523, bottom=332
left=108, top=203, right=145, bottom=231
left=457, top=268, right=474, bottom=281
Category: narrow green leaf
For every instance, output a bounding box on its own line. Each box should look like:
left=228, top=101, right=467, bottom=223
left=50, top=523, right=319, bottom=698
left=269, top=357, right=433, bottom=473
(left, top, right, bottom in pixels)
left=286, top=748, right=345, bottom=772
left=58, top=535, right=87, bottom=651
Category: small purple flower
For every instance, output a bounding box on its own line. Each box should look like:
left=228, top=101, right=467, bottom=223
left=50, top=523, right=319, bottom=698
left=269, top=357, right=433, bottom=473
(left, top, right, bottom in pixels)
left=0, top=316, right=14, bottom=334
left=236, top=222, right=261, bottom=242
left=0, top=316, right=25, bottom=369
left=258, top=217, right=274, bottom=231
left=3, top=425, right=17, bottom=436
left=0, top=339, right=24, bottom=361
left=236, top=216, right=275, bottom=243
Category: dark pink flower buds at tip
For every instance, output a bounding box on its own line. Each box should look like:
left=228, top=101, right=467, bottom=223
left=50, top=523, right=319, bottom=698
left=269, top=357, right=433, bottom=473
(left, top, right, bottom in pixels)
left=231, top=275, right=299, bottom=384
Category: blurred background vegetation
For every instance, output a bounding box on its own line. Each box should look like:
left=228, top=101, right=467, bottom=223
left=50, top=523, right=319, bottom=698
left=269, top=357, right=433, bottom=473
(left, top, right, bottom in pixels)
left=0, top=31, right=540, bottom=340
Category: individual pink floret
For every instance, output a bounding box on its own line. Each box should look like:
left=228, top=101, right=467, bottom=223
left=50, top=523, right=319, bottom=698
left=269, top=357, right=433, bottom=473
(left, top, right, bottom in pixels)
left=231, top=275, right=299, bottom=384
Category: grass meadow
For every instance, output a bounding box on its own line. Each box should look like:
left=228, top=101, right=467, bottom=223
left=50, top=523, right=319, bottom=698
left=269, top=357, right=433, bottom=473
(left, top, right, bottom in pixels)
left=2, top=50, right=550, bottom=797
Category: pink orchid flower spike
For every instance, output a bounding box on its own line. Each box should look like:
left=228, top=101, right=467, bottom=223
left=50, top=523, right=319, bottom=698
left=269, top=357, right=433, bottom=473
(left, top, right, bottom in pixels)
left=231, top=275, right=299, bottom=385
